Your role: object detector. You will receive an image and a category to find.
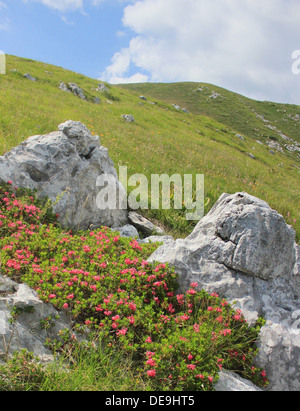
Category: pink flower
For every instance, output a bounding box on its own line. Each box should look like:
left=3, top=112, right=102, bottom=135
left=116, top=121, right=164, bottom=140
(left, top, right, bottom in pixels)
left=187, top=364, right=196, bottom=371
left=49, top=294, right=56, bottom=299
left=147, top=370, right=156, bottom=378
left=211, top=292, right=219, bottom=298
left=188, top=354, right=194, bottom=361
left=127, top=315, right=135, bottom=325
left=66, top=293, right=74, bottom=300
left=104, top=310, right=112, bottom=316
left=128, top=302, right=137, bottom=312
left=117, top=328, right=128, bottom=336
left=196, top=375, right=204, bottom=379
left=145, top=337, right=152, bottom=343
left=62, top=303, right=69, bottom=309
left=146, top=359, right=156, bottom=367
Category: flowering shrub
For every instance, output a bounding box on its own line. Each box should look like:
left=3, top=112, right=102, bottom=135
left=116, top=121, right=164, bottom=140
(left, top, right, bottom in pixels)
left=0, top=181, right=268, bottom=390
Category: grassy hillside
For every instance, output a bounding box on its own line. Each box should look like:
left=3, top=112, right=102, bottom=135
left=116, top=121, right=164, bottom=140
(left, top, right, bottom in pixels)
left=0, top=55, right=299, bottom=242
left=118, top=82, right=300, bottom=147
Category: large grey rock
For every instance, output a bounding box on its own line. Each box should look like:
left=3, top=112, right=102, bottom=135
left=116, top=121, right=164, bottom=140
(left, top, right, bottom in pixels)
left=148, top=192, right=300, bottom=391
left=0, top=121, right=128, bottom=230
left=0, top=275, right=73, bottom=362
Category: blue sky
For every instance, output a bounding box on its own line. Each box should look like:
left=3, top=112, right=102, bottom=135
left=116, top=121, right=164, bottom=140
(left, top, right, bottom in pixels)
left=0, top=0, right=135, bottom=79
left=1, top=0, right=300, bottom=105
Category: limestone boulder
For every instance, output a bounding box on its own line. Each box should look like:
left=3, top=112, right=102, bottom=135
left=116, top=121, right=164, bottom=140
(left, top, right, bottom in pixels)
left=0, top=275, right=72, bottom=363
left=0, top=121, right=128, bottom=230
left=148, top=192, right=300, bottom=391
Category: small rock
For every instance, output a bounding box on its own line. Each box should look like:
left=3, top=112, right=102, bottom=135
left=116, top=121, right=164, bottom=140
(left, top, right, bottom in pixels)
left=96, top=82, right=109, bottom=93
left=121, top=114, right=135, bottom=123
left=24, top=73, right=37, bottom=82
left=67, top=83, right=86, bottom=100
left=59, top=81, right=71, bottom=93
left=111, top=224, right=140, bottom=239
left=140, top=96, right=147, bottom=101
left=128, top=212, right=164, bottom=236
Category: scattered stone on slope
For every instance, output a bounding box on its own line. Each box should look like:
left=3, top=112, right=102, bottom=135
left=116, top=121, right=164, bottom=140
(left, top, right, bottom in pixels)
left=24, top=73, right=37, bottom=82
left=96, top=82, right=109, bottom=93
left=148, top=192, right=300, bottom=391
left=121, top=114, right=135, bottom=123
left=67, top=83, right=86, bottom=100
left=59, top=81, right=71, bottom=93
left=58, top=82, right=86, bottom=100
left=0, top=120, right=128, bottom=230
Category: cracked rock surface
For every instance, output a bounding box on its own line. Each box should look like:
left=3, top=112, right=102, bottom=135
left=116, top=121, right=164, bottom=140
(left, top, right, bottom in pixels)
left=148, top=192, right=300, bottom=391
left=0, top=275, right=72, bottom=363
left=0, top=121, right=128, bottom=230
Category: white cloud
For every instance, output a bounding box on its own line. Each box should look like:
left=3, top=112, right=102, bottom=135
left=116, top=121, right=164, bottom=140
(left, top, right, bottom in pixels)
left=103, top=0, right=300, bottom=104
left=22, top=0, right=125, bottom=12
left=23, top=0, right=84, bottom=12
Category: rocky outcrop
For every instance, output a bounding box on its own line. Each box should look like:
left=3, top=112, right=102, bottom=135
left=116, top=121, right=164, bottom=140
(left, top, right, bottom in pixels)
left=0, top=275, right=72, bottom=363
left=0, top=121, right=128, bottom=230
left=148, top=192, right=300, bottom=391
left=59, top=82, right=86, bottom=100
left=67, top=83, right=86, bottom=100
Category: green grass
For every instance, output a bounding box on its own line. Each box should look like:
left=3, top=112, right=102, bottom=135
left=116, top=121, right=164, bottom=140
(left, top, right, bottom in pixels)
left=0, top=55, right=299, bottom=242
left=0, top=344, right=150, bottom=392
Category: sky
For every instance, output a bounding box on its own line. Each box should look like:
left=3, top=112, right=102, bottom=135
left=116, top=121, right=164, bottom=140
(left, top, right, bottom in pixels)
left=0, top=0, right=300, bottom=105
